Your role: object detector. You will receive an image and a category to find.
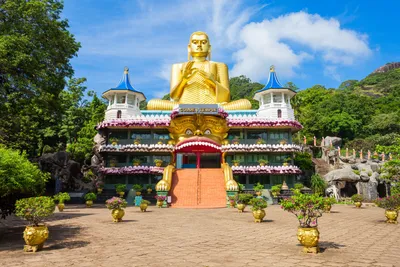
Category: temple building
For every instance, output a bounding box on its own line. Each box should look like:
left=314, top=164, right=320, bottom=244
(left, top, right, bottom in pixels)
left=96, top=31, right=302, bottom=208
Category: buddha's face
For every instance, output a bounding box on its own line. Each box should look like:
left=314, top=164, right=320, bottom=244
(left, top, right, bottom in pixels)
left=189, top=34, right=210, bottom=58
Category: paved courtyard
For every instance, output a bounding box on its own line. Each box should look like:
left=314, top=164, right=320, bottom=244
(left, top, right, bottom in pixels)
left=0, top=204, right=399, bottom=267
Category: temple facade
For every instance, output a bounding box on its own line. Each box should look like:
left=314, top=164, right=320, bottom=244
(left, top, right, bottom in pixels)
left=96, top=65, right=302, bottom=208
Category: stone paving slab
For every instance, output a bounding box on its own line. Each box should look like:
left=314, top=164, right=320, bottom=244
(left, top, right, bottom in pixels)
left=0, top=204, right=399, bottom=267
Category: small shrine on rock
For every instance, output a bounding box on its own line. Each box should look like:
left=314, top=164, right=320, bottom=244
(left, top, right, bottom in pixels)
left=95, top=31, right=303, bottom=208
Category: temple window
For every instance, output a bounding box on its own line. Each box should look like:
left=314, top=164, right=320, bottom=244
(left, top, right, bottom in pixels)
left=117, top=94, right=126, bottom=104
left=273, top=93, right=282, bottom=103
left=263, top=94, right=271, bottom=104
left=127, top=95, right=136, bottom=105
left=117, top=110, right=122, bottom=118
left=277, top=109, right=282, bottom=118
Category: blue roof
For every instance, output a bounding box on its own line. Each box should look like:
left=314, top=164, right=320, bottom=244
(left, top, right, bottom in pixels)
left=255, top=65, right=289, bottom=94
left=109, top=67, right=143, bottom=94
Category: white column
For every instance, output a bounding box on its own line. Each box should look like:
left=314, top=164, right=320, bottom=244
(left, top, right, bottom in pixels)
left=125, top=93, right=128, bottom=106
left=113, top=94, right=117, bottom=107
left=261, top=95, right=264, bottom=106
left=281, top=92, right=284, bottom=106
left=271, top=93, right=274, bottom=104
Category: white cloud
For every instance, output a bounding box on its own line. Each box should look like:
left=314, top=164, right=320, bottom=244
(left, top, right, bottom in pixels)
left=323, top=65, right=341, bottom=82
left=231, top=11, right=371, bottom=82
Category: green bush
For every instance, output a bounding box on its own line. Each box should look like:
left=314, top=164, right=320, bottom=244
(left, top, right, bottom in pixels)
left=140, top=200, right=151, bottom=205
left=237, top=193, right=253, bottom=205
left=293, top=152, right=314, bottom=171
left=323, top=197, right=337, bottom=206
left=53, top=192, right=71, bottom=204
left=281, top=194, right=325, bottom=228
left=115, top=184, right=127, bottom=193
left=351, top=194, right=364, bottom=202
left=294, top=183, right=304, bottom=190
left=249, top=198, right=268, bottom=211
left=271, top=185, right=281, bottom=196
left=132, top=184, right=142, bottom=192
left=374, top=195, right=400, bottom=210
left=84, top=192, right=97, bottom=201
left=15, top=197, right=55, bottom=226
left=0, top=146, right=49, bottom=198
left=310, top=174, right=327, bottom=196
left=237, top=183, right=245, bottom=192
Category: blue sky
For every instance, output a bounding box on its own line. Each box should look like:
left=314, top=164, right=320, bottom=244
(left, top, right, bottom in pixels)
left=62, top=0, right=400, bottom=100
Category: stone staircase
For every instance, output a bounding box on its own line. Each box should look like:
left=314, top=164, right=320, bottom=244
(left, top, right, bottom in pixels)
left=312, top=158, right=332, bottom=176
left=170, top=168, right=226, bottom=208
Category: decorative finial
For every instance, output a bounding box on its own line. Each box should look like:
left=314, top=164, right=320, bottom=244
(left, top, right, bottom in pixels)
left=124, top=66, right=129, bottom=74
left=270, top=65, right=275, bottom=72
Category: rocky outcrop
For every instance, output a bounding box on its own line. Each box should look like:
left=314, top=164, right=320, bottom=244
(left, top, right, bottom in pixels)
left=373, top=62, right=400, bottom=74
left=324, top=160, right=383, bottom=201
left=323, top=136, right=342, bottom=147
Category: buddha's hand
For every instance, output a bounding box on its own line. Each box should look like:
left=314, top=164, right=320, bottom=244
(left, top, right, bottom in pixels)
left=197, top=69, right=216, bottom=87
left=182, top=61, right=195, bottom=80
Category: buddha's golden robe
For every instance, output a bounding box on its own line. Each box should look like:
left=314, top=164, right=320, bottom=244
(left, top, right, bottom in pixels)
left=147, top=60, right=251, bottom=110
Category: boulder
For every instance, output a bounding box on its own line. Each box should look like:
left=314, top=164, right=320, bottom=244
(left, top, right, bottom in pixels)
left=324, top=167, right=360, bottom=183
left=324, top=136, right=342, bottom=147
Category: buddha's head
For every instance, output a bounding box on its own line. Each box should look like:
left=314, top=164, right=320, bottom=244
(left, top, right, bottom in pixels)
left=188, top=31, right=211, bottom=58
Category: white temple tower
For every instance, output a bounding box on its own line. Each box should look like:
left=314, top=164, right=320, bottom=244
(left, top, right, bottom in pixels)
left=253, top=66, right=296, bottom=120
left=102, top=67, right=146, bottom=120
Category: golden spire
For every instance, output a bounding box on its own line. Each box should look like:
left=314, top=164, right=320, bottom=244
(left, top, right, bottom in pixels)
left=124, top=66, right=129, bottom=74
left=270, top=65, right=275, bottom=72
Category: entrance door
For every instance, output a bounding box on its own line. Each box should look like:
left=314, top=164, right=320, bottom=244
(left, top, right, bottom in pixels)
left=200, top=153, right=221, bottom=168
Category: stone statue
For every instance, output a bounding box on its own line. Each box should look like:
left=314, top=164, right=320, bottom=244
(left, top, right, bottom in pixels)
left=147, top=31, right=251, bottom=110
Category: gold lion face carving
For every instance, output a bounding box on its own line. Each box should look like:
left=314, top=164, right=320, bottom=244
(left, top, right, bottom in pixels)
left=168, top=114, right=229, bottom=144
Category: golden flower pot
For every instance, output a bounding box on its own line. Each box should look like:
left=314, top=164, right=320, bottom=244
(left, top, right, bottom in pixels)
left=111, top=142, right=118, bottom=146
left=252, top=209, right=266, bottom=223
left=157, top=200, right=163, bottom=208
left=229, top=201, right=235, bottom=208
left=135, top=192, right=141, bottom=196
left=133, top=163, right=140, bottom=166
left=97, top=188, right=103, bottom=194
left=134, top=141, right=140, bottom=145
left=86, top=200, right=93, bottom=208
left=111, top=209, right=125, bottom=222
left=354, top=202, right=362, bottom=208
left=118, top=192, right=125, bottom=197
left=140, top=203, right=148, bottom=212
left=57, top=203, right=65, bottom=212
left=237, top=204, right=246, bottom=213
left=297, top=227, right=320, bottom=253
left=385, top=210, right=398, bottom=224
left=155, top=162, right=162, bottom=167
left=323, top=204, right=332, bottom=213
left=233, top=163, right=239, bottom=166
left=147, top=188, right=152, bottom=194
left=256, top=191, right=262, bottom=196
left=23, top=225, right=49, bottom=252
left=259, top=163, right=265, bottom=166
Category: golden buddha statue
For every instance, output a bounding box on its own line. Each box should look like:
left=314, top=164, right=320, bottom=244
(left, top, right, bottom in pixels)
left=147, top=31, right=251, bottom=110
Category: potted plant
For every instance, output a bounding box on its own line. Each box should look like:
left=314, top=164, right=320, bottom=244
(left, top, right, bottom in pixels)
left=109, top=157, right=118, bottom=167
left=280, top=139, right=287, bottom=145
left=154, top=159, right=163, bottom=167
left=132, top=184, right=143, bottom=196
left=249, top=197, right=268, bottom=223
left=281, top=194, right=325, bottom=253
left=238, top=182, right=245, bottom=193
left=105, top=197, right=128, bottom=222
left=291, top=183, right=303, bottom=196
left=228, top=195, right=236, bottom=208
left=157, top=137, right=164, bottom=145
left=53, top=192, right=70, bottom=212
left=96, top=181, right=104, bottom=194
left=132, top=158, right=141, bottom=166
left=15, top=196, right=55, bottom=252
left=110, top=137, right=119, bottom=146
left=351, top=194, right=364, bottom=208
left=231, top=159, right=241, bottom=167
left=84, top=192, right=97, bottom=207
left=146, top=184, right=153, bottom=194
left=323, top=197, right=336, bottom=213
left=236, top=193, right=253, bottom=213
left=270, top=184, right=282, bottom=198
left=256, top=138, right=266, bottom=144
left=155, top=195, right=166, bottom=208
left=258, top=159, right=268, bottom=166
left=374, top=195, right=400, bottom=223
left=253, top=182, right=264, bottom=196
left=232, top=136, right=240, bottom=145
left=139, top=199, right=151, bottom=212
left=115, top=184, right=127, bottom=197
left=283, top=157, right=292, bottom=166
left=134, top=136, right=141, bottom=145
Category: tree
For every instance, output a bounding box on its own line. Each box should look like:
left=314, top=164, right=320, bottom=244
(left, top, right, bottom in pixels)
left=0, top=145, right=50, bottom=218
left=284, top=82, right=299, bottom=91
left=0, top=0, right=80, bottom=156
